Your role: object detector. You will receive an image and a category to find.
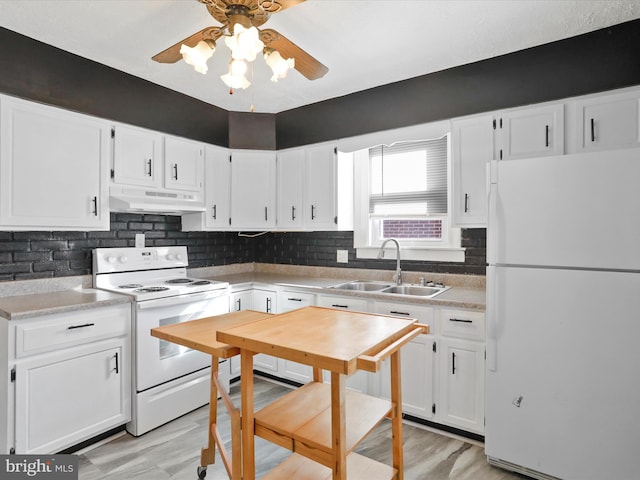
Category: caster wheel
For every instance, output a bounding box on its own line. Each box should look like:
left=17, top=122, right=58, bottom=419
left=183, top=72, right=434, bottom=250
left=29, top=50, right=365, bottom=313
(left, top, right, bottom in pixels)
left=197, top=465, right=207, bottom=479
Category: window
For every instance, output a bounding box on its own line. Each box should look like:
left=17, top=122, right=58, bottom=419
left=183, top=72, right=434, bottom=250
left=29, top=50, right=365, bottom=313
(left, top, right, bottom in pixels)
left=351, top=132, right=464, bottom=262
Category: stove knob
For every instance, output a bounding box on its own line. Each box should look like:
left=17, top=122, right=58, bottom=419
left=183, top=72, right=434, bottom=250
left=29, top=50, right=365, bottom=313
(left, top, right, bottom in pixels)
left=119, top=256, right=128, bottom=264
left=166, top=253, right=174, bottom=261
left=176, top=253, right=184, bottom=261
left=107, top=256, right=116, bottom=264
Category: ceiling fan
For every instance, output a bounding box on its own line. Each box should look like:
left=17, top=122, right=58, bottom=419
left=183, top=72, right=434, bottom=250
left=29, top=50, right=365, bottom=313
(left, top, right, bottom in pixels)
left=152, top=0, right=328, bottom=87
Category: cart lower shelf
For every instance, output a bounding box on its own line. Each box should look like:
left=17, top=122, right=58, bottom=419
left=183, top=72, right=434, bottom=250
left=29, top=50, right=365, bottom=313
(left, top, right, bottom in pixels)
left=254, top=381, right=394, bottom=471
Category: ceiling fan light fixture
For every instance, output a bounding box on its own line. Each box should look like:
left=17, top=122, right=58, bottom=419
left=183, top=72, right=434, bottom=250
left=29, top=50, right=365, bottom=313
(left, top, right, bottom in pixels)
left=225, top=23, right=264, bottom=62
left=180, top=40, right=215, bottom=74
left=221, top=59, right=251, bottom=90
left=264, top=48, right=295, bottom=82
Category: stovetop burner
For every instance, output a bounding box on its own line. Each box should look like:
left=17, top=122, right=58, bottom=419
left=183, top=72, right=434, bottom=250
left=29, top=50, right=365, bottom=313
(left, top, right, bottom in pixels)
left=188, top=280, right=211, bottom=286
left=165, top=278, right=194, bottom=284
left=119, top=284, right=143, bottom=289
left=135, top=286, right=171, bottom=293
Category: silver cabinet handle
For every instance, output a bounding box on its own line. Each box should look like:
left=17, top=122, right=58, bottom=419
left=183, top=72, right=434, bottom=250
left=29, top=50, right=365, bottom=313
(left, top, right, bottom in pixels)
left=311, top=204, right=316, bottom=220
left=291, top=205, right=296, bottom=221
left=146, top=159, right=152, bottom=177
left=172, top=163, right=178, bottom=180
left=92, top=196, right=98, bottom=216
left=212, top=205, right=217, bottom=219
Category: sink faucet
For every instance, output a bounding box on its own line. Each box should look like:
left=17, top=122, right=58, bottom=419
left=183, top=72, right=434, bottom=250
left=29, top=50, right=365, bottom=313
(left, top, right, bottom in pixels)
left=377, top=238, right=402, bottom=285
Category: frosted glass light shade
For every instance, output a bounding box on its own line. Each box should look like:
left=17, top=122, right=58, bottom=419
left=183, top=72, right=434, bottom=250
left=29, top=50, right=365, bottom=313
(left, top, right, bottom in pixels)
left=180, top=40, right=215, bottom=74
left=264, top=49, right=295, bottom=82
left=221, top=59, right=250, bottom=89
left=225, top=24, right=264, bottom=62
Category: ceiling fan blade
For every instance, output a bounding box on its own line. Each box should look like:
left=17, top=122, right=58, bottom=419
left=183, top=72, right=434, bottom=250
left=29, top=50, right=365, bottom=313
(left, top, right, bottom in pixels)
left=260, top=28, right=328, bottom=80
left=151, top=26, right=225, bottom=64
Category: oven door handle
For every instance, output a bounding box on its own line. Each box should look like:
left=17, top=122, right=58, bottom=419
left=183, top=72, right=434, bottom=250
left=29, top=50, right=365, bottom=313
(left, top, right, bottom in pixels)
left=136, top=289, right=229, bottom=310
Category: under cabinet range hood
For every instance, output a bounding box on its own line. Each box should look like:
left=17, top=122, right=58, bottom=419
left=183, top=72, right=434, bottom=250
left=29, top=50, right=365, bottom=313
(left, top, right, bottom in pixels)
left=109, top=185, right=205, bottom=215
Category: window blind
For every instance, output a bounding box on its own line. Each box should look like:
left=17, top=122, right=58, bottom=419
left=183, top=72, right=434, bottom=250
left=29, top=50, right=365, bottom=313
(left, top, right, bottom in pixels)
left=369, top=136, right=448, bottom=216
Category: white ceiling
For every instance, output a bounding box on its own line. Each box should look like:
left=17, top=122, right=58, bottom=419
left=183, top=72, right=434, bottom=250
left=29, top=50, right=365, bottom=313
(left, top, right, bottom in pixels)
left=2, top=0, right=640, bottom=114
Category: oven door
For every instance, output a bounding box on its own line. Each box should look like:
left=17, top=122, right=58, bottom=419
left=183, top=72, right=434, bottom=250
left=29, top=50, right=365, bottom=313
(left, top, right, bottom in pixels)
left=135, top=290, right=229, bottom=391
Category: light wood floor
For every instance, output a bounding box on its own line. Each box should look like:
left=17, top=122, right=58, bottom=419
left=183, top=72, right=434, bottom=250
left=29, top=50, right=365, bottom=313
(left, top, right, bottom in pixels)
left=77, top=377, right=526, bottom=480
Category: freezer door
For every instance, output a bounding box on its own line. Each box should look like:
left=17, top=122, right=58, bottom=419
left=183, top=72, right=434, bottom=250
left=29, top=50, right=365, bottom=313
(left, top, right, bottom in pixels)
left=490, top=147, right=640, bottom=270
left=485, top=266, right=640, bottom=480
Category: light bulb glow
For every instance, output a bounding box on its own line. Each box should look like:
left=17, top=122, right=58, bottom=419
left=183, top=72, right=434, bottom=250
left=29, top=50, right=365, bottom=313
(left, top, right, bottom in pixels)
left=180, top=40, right=215, bottom=74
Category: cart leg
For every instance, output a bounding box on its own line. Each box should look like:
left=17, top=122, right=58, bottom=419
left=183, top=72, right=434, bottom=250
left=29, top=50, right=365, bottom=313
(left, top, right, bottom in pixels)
left=330, top=372, right=347, bottom=480
left=200, top=358, right=220, bottom=468
left=241, top=350, right=255, bottom=480
left=390, top=350, right=404, bottom=480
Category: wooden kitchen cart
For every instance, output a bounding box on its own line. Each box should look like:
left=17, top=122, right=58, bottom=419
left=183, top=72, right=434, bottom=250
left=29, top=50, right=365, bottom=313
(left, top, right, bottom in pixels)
left=217, top=306, right=428, bottom=480
left=151, top=309, right=272, bottom=480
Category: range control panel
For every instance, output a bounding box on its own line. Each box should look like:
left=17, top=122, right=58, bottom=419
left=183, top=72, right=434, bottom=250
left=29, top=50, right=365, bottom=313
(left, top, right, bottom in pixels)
left=93, top=246, right=189, bottom=273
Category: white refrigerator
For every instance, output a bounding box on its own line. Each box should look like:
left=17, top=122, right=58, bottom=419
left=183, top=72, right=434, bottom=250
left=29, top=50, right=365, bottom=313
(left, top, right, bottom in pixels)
left=485, top=147, right=640, bottom=480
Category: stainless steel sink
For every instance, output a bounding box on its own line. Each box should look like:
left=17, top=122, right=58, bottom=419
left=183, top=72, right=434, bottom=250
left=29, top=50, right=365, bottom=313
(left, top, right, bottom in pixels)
left=380, top=285, right=448, bottom=298
left=330, top=281, right=393, bottom=291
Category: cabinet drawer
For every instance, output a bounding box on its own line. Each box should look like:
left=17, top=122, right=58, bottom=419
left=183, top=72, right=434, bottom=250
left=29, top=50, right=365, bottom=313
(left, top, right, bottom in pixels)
left=440, top=308, right=485, bottom=341
left=14, top=304, right=130, bottom=358
left=278, top=291, right=315, bottom=313
left=316, top=295, right=369, bottom=312
left=372, top=301, right=435, bottom=330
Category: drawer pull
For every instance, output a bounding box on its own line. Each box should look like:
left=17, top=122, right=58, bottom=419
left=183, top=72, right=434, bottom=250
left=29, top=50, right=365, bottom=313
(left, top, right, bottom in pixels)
left=288, top=298, right=303, bottom=302
left=390, top=310, right=410, bottom=316
left=452, top=352, right=457, bottom=375
left=67, top=323, right=95, bottom=330
left=449, top=318, right=473, bottom=324
left=332, top=304, right=349, bottom=309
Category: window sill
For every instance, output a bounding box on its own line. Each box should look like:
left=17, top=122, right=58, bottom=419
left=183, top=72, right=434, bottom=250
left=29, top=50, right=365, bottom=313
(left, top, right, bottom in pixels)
left=356, top=246, right=466, bottom=263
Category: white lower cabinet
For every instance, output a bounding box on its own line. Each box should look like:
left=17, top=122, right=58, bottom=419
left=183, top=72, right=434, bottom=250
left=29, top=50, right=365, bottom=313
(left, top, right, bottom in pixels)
left=3, top=303, right=131, bottom=454
left=438, top=338, right=484, bottom=434
left=371, top=301, right=436, bottom=419
left=437, top=308, right=485, bottom=435
left=277, top=290, right=316, bottom=383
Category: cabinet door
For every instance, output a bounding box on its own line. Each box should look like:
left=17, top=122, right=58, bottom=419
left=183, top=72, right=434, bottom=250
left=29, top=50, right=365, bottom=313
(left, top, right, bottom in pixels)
left=278, top=290, right=315, bottom=313
left=277, top=149, right=305, bottom=230
left=499, top=104, right=564, bottom=160
left=15, top=340, right=130, bottom=454
left=0, top=96, right=110, bottom=230
left=113, top=124, right=162, bottom=188
left=251, top=289, right=278, bottom=374
left=438, top=338, right=484, bottom=434
left=575, top=91, right=640, bottom=152
left=164, top=136, right=204, bottom=192
left=378, top=334, right=435, bottom=419
left=451, top=115, right=493, bottom=227
left=229, top=289, right=253, bottom=312
left=304, top=144, right=337, bottom=229
left=230, top=150, right=276, bottom=229
left=205, top=145, right=231, bottom=228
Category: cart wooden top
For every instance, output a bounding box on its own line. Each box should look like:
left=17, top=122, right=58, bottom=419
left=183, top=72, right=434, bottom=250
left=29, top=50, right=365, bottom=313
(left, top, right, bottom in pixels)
left=150, top=309, right=272, bottom=358
left=217, top=306, right=421, bottom=375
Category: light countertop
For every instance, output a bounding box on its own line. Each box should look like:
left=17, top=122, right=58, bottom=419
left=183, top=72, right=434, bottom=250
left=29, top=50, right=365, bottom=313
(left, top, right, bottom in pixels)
left=0, top=289, right=131, bottom=321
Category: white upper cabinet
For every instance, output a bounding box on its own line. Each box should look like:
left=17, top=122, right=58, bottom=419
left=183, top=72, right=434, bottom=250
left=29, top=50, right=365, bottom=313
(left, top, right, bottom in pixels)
left=230, top=150, right=276, bottom=230
left=182, top=144, right=230, bottom=230
left=276, top=148, right=305, bottom=230
left=112, top=124, right=163, bottom=188
left=574, top=89, right=640, bottom=152
left=304, top=144, right=353, bottom=231
left=0, top=95, right=110, bottom=231
left=496, top=103, right=564, bottom=160
left=112, top=125, right=204, bottom=194
left=164, top=135, right=204, bottom=192
left=451, top=115, right=494, bottom=227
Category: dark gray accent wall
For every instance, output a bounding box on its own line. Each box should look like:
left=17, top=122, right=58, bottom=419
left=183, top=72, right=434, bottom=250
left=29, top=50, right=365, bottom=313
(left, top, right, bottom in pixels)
left=229, top=111, right=276, bottom=149
left=0, top=27, right=229, bottom=146
left=276, top=19, right=640, bottom=148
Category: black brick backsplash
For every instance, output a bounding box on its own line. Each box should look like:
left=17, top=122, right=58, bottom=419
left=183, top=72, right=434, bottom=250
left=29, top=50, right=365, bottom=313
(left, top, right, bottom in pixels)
left=0, top=213, right=486, bottom=282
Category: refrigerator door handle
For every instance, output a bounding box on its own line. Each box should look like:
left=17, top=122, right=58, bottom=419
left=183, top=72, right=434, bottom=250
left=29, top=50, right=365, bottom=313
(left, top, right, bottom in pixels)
left=487, top=182, right=498, bottom=265
left=486, top=266, right=498, bottom=372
